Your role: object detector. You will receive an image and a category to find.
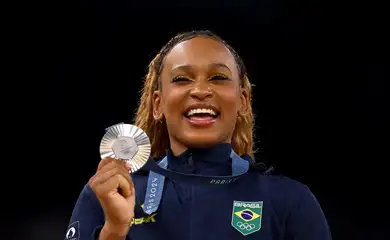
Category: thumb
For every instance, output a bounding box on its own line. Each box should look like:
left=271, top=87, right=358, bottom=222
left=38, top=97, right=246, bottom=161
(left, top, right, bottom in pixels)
left=124, top=184, right=135, bottom=201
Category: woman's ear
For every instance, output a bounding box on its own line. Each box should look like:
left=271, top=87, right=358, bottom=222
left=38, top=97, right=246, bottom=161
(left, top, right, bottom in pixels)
left=153, top=90, right=163, bottom=120
left=238, top=88, right=249, bottom=116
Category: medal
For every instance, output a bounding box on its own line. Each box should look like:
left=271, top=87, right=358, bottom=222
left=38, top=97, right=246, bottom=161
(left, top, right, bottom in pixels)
left=99, top=123, right=250, bottom=216
left=100, top=123, right=151, bottom=173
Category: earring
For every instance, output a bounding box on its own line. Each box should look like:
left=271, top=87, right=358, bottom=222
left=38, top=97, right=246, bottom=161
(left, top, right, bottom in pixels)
left=155, top=113, right=164, bottom=123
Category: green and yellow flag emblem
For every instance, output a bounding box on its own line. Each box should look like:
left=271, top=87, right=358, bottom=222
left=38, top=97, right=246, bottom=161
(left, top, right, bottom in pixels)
left=231, top=201, right=263, bottom=236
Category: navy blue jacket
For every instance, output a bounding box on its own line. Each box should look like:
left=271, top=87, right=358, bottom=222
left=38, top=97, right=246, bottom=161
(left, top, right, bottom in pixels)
left=65, top=144, right=331, bottom=240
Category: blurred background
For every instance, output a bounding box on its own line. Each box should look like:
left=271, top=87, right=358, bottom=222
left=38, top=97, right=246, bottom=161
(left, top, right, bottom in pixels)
left=7, top=0, right=388, bottom=239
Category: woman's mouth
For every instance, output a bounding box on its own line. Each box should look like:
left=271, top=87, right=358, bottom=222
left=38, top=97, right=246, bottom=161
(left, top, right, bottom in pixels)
left=184, top=108, right=219, bottom=127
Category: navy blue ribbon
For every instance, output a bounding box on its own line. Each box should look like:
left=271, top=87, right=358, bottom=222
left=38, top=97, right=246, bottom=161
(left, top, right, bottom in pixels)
left=142, top=151, right=249, bottom=215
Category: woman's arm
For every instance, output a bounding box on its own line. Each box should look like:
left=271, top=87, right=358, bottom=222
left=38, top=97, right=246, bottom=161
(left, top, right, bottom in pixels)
left=284, top=185, right=332, bottom=240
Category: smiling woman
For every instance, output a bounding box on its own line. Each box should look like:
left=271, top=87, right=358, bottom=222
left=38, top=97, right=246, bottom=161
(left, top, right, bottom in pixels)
left=136, top=31, right=254, bottom=159
left=147, top=35, right=251, bottom=157
left=65, top=30, right=332, bottom=240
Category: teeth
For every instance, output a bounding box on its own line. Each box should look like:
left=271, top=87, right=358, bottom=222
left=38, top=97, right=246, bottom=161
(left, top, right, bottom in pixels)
left=187, top=108, right=217, bottom=117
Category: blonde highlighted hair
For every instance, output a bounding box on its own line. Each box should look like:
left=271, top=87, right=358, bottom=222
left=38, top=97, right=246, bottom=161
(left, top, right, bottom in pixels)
left=134, top=30, right=255, bottom=158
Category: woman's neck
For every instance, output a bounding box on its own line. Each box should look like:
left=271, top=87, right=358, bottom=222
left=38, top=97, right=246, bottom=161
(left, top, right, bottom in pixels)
left=169, top=139, right=232, bottom=157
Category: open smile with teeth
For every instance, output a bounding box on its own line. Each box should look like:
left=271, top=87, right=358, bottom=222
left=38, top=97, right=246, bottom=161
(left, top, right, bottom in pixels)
left=185, top=108, right=219, bottom=119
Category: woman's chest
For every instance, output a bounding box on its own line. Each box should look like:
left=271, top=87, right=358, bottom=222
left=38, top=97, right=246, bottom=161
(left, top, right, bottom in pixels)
left=129, top=178, right=287, bottom=240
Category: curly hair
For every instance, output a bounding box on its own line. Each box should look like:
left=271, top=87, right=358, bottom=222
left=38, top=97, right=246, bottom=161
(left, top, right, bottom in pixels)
left=134, top=30, right=255, bottom=158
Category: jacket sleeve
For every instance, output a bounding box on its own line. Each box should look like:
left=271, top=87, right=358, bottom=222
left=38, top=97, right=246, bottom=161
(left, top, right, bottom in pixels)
left=285, top=185, right=332, bottom=240
left=64, top=184, right=106, bottom=240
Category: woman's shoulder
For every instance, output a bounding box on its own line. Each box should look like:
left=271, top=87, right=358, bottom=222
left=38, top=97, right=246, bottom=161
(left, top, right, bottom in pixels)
left=258, top=172, right=311, bottom=192
left=248, top=170, right=323, bottom=217
left=247, top=154, right=314, bottom=202
left=252, top=168, right=314, bottom=200
left=252, top=174, right=331, bottom=238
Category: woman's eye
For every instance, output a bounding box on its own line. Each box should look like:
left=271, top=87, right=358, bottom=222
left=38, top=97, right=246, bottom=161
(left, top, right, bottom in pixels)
left=172, top=76, right=191, bottom=83
left=209, top=74, right=229, bottom=81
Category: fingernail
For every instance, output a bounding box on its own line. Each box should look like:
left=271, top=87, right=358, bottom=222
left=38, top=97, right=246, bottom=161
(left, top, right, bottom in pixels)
left=125, top=162, right=132, bottom=171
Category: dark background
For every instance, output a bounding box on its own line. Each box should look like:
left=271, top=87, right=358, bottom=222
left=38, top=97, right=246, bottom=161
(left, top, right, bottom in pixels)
left=10, top=0, right=388, bottom=239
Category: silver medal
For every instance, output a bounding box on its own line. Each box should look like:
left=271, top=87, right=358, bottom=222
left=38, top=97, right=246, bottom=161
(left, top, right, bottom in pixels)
left=100, top=123, right=151, bottom=173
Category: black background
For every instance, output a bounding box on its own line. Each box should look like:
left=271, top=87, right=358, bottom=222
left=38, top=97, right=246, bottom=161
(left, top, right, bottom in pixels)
left=8, top=0, right=389, bottom=239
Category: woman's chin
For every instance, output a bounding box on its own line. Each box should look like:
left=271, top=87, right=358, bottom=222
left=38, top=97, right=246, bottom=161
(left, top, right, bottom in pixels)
left=180, top=134, right=223, bottom=149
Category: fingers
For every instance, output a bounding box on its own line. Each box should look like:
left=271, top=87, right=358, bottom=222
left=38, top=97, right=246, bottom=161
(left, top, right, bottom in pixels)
left=97, top=157, right=128, bottom=171
left=93, top=164, right=133, bottom=188
left=95, top=174, right=133, bottom=199
left=89, top=157, right=134, bottom=198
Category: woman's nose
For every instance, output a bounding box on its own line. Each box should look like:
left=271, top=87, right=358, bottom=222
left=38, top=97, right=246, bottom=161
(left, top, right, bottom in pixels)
left=189, top=81, right=212, bottom=100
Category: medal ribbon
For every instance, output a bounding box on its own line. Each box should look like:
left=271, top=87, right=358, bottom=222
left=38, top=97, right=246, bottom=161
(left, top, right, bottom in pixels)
left=142, top=151, right=249, bottom=214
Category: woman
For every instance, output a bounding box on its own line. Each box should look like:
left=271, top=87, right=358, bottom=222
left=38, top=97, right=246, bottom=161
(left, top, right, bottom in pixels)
left=65, top=30, right=331, bottom=240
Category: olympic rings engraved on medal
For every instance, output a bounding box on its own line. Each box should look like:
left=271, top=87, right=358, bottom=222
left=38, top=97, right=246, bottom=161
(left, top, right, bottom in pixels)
left=237, top=222, right=256, bottom=231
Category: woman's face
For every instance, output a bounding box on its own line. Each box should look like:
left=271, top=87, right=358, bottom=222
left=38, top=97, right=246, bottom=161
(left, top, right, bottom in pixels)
left=153, top=37, right=248, bottom=155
